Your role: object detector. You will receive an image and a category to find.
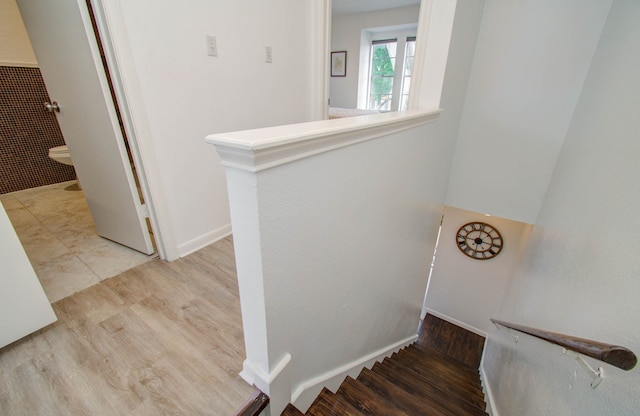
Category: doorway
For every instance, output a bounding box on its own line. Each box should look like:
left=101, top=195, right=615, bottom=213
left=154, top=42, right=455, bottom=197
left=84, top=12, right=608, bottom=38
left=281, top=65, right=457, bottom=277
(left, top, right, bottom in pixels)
left=1, top=0, right=156, bottom=302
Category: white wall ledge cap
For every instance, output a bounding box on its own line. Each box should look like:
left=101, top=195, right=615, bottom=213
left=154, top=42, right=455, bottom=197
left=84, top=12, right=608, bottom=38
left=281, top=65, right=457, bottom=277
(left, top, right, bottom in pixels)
left=206, top=108, right=442, bottom=172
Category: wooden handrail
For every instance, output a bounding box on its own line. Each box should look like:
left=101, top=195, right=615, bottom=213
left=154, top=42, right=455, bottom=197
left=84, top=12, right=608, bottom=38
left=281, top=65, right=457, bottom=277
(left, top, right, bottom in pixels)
left=233, top=388, right=269, bottom=416
left=491, top=319, right=637, bottom=371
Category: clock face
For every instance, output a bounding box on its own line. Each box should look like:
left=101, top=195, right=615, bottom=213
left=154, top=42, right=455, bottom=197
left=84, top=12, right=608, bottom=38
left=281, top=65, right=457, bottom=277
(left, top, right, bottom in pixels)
left=456, top=222, right=503, bottom=260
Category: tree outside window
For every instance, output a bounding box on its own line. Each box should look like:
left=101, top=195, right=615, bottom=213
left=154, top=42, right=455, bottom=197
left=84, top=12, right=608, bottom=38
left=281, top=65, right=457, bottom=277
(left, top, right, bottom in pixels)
left=369, top=40, right=396, bottom=111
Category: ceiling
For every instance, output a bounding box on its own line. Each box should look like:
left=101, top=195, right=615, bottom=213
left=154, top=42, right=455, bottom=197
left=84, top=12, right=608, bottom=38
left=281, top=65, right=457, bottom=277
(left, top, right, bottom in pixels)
left=332, top=0, right=421, bottom=16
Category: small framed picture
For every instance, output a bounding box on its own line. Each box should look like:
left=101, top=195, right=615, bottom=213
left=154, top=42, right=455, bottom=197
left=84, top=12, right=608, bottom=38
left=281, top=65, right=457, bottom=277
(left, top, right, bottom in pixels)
left=331, top=51, right=347, bottom=77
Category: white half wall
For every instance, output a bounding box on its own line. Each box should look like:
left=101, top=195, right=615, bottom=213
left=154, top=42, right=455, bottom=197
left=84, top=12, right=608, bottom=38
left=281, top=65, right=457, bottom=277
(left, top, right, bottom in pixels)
left=0, top=0, right=37, bottom=66
left=482, top=1, right=640, bottom=414
left=209, top=110, right=448, bottom=414
left=206, top=2, right=486, bottom=412
left=445, top=0, right=612, bottom=224
left=424, top=206, right=531, bottom=336
left=108, top=0, right=319, bottom=257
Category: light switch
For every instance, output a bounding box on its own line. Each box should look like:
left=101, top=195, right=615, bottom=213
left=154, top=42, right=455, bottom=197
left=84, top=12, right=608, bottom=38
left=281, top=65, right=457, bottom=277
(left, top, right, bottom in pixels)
left=206, top=35, right=218, bottom=57
left=265, top=46, right=272, bottom=63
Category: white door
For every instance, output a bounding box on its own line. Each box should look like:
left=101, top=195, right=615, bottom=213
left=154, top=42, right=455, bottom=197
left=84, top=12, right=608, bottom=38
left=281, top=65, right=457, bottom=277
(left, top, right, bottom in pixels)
left=0, top=203, right=56, bottom=348
left=16, top=0, right=154, bottom=254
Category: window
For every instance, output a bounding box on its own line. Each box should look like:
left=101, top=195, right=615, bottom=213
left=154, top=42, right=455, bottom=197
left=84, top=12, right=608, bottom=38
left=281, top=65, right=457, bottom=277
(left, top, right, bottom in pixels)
left=366, top=35, right=416, bottom=112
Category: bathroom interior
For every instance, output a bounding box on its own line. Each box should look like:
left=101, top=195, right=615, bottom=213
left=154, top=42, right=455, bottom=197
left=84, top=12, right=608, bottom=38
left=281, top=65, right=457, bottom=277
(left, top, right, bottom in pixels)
left=0, top=0, right=154, bottom=303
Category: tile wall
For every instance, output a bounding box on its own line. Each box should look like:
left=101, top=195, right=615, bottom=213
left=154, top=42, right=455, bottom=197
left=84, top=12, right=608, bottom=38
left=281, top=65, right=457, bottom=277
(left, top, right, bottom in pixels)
left=0, top=66, right=76, bottom=194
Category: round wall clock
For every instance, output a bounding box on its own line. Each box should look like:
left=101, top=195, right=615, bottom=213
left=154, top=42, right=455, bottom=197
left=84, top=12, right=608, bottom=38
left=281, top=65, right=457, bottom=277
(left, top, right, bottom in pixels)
left=456, top=222, right=503, bottom=260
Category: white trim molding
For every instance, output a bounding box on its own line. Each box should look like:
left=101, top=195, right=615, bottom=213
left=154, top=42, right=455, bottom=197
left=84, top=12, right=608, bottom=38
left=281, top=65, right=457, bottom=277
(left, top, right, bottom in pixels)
left=240, top=353, right=292, bottom=388
left=291, top=334, right=418, bottom=412
left=480, top=357, right=499, bottom=416
left=206, top=109, right=441, bottom=173
left=176, top=223, right=232, bottom=258
left=240, top=353, right=293, bottom=416
left=90, top=0, right=179, bottom=261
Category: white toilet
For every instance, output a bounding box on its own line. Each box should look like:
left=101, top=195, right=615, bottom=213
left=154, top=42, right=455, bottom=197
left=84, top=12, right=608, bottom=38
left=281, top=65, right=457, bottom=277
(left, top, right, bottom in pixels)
left=48, top=145, right=73, bottom=166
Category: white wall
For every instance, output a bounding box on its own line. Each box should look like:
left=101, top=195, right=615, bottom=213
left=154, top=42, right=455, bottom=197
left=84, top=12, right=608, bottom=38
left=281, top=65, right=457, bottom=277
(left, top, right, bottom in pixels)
left=110, top=0, right=318, bottom=256
left=0, top=0, right=36, bottom=66
left=424, top=206, right=530, bottom=336
left=483, top=1, right=640, bottom=414
left=445, top=0, right=612, bottom=224
left=330, top=5, right=420, bottom=109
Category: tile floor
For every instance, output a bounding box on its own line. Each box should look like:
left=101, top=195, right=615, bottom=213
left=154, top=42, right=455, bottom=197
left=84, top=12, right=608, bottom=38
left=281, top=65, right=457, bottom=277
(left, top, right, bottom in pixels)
left=0, top=180, right=155, bottom=303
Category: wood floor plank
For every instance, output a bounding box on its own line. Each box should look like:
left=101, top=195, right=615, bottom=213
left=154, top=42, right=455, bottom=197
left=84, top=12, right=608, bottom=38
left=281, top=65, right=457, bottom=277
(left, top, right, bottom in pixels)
left=307, top=387, right=363, bottom=416
left=418, top=315, right=485, bottom=368
left=337, top=376, right=412, bottom=416
left=356, top=367, right=447, bottom=416
left=387, top=354, right=487, bottom=410
left=372, top=361, right=488, bottom=416
left=0, top=237, right=254, bottom=415
left=397, top=347, right=483, bottom=392
left=69, top=280, right=128, bottom=325
left=281, top=403, right=306, bottom=416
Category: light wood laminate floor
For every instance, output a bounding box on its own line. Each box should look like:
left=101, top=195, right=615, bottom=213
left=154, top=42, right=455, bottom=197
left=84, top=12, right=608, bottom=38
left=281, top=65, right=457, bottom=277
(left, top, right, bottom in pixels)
left=0, top=236, right=254, bottom=415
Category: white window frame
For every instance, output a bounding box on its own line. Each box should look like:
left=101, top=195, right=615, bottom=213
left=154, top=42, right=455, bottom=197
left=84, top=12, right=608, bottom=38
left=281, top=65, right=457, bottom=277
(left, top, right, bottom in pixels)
left=357, top=26, right=417, bottom=111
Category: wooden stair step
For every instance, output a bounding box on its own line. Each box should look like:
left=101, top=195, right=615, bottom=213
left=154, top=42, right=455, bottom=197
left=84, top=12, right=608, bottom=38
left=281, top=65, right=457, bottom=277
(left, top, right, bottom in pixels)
left=400, top=346, right=482, bottom=383
left=336, top=376, right=412, bottom=416
left=372, top=361, right=488, bottom=416
left=281, top=403, right=305, bottom=416
left=409, top=344, right=481, bottom=377
left=385, top=355, right=487, bottom=410
left=395, top=348, right=484, bottom=394
left=356, top=367, right=447, bottom=416
left=306, top=387, right=364, bottom=416
left=419, top=314, right=485, bottom=368
left=400, top=346, right=483, bottom=389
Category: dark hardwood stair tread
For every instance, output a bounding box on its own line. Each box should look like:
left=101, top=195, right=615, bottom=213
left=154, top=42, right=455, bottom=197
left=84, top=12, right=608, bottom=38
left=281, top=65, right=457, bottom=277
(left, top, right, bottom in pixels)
left=395, top=349, right=484, bottom=394
left=306, top=387, right=364, bottom=416
left=385, top=355, right=487, bottom=410
left=398, top=347, right=483, bottom=390
left=409, top=343, right=481, bottom=376
left=372, top=361, right=488, bottom=416
left=336, top=376, right=412, bottom=416
left=281, top=403, right=305, bottom=416
left=418, top=314, right=485, bottom=368
left=356, top=367, right=448, bottom=416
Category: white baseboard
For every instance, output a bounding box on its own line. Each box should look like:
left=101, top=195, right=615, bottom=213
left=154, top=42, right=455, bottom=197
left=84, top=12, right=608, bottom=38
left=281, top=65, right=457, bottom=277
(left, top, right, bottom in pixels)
left=424, top=308, right=487, bottom=338
left=177, top=223, right=232, bottom=257
left=480, top=355, right=498, bottom=416
left=291, top=334, right=418, bottom=412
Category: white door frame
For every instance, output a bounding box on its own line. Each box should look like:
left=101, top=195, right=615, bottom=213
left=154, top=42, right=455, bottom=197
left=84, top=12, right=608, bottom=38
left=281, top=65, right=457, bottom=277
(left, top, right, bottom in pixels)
left=89, top=0, right=178, bottom=260
left=313, top=0, right=332, bottom=120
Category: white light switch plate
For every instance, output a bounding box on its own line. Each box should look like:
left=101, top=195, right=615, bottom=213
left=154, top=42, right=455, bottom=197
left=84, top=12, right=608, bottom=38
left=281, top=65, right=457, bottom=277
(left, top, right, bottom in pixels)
left=265, top=46, right=272, bottom=63
left=206, top=35, right=217, bottom=57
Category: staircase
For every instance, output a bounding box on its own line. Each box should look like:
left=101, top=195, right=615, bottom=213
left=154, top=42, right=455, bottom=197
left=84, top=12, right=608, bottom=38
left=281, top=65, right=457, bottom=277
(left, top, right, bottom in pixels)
left=281, top=315, right=488, bottom=416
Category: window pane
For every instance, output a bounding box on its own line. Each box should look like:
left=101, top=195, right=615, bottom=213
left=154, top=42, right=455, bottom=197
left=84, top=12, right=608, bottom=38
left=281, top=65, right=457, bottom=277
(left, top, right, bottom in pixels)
left=368, top=41, right=397, bottom=111
left=404, top=56, right=414, bottom=76
left=399, top=40, right=416, bottom=111
left=400, top=95, right=410, bottom=111
left=402, top=77, right=411, bottom=94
